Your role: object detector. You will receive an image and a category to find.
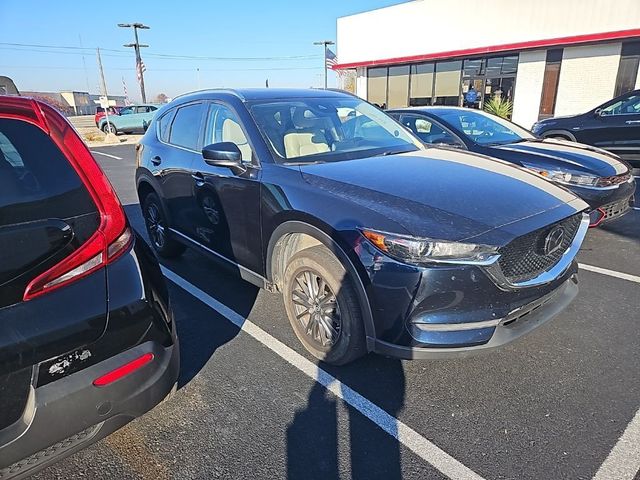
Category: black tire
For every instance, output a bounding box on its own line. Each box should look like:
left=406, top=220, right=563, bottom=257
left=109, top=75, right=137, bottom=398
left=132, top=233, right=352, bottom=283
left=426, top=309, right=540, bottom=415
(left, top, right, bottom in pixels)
left=102, top=122, right=117, bottom=135
left=142, top=192, right=185, bottom=258
left=282, top=245, right=366, bottom=365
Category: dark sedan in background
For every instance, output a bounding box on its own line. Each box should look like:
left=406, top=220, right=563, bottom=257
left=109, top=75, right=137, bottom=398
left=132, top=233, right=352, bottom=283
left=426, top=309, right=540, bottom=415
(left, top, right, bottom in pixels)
left=531, top=89, right=640, bottom=171
left=389, top=107, right=636, bottom=227
left=0, top=96, right=179, bottom=478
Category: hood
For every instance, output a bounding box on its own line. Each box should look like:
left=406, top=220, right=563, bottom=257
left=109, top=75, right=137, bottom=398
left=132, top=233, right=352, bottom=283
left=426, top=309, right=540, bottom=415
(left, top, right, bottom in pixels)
left=299, top=149, right=586, bottom=243
left=491, top=139, right=628, bottom=176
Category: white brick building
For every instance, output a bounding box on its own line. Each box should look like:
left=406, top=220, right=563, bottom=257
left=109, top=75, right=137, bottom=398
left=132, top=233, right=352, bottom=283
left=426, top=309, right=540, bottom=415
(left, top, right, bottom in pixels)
left=334, top=0, right=640, bottom=128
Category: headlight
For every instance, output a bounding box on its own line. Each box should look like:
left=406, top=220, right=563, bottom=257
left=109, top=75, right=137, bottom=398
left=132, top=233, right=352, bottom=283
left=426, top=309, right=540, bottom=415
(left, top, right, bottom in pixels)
left=360, top=229, right=499, bottom=265
left=522, top=165, right=599, bottom=187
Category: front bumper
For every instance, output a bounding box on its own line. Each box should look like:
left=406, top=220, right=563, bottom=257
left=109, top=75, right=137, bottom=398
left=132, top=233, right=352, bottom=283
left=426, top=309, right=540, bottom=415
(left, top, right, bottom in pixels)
left=373, top=275, right=578, bottom=359
left=0, top=340, right=179, bottom=479
left=566, top=177, right=635, bottom=220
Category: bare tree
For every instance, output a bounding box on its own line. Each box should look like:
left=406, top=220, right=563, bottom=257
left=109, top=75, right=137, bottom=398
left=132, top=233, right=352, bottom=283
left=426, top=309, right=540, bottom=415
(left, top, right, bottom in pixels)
left=155, top=93, right=168, bottom=104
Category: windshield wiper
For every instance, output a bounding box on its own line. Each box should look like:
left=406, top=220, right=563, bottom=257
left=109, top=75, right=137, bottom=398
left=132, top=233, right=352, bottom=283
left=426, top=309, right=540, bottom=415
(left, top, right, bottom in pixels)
left=377, top=148, right=416, bottom=156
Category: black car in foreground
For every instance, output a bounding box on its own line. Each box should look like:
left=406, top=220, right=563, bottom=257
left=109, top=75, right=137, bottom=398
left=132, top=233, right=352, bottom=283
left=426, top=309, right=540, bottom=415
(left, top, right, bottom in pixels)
left=389, top=107, right=635, bottom=227
left=137, top=88, right=589, bottom=365
left=0, top=96, right=179, bottom=478
left=531, top=89, right=640, bottom=170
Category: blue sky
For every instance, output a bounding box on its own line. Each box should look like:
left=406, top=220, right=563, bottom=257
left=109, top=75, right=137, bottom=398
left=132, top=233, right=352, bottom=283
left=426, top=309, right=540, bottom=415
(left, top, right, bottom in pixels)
left=0, top=0, right=403, bottom=102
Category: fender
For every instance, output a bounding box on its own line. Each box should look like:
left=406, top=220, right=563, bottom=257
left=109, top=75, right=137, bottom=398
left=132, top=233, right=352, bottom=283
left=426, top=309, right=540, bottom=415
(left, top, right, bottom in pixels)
left=266, top=220, right=377, bottom=351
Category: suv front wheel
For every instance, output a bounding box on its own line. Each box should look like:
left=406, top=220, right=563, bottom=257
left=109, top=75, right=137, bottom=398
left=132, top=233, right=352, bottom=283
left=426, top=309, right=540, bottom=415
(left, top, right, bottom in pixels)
left=282, top=245, right=366, bottom=365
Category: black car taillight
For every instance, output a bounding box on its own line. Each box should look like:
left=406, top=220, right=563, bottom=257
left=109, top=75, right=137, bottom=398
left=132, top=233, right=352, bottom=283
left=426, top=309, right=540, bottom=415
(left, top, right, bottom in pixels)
left=0, top=97, right=132, bottom=301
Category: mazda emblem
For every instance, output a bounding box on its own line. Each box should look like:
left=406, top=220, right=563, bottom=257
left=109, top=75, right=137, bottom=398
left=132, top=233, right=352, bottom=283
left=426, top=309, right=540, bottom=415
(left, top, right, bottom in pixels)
left=543, top=227, right=565, bottom=255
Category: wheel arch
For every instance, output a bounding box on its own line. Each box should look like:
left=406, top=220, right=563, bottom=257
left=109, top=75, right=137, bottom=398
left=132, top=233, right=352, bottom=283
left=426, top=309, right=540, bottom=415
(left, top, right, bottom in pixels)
left=136, top=174, right=174, bottom=226
left=266, top=219, right=376, bottom=348
left=541, top=130, right=577, bottom=142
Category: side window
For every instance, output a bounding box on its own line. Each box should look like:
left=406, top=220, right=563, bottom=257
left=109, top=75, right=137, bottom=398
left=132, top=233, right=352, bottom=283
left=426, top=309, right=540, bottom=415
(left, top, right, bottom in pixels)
left=601, top=95, right=640, bottom=116
left=149, top=106, right=158, bottom=112
left=401, top=114, right=460, bottom=146
left=168, top=103, right=205, bottom=150
left=205, top=104, right=252, bottom=162
left=136, top=106, right=149, bottom=114
left=119, top=107, right=133, bottom=116
left=157, top=109, right=176, bottom=143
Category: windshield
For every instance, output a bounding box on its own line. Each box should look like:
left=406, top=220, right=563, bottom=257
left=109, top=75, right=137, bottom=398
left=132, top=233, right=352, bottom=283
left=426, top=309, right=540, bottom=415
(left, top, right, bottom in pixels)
left=249, top=97, right=423, bottom=164
left=438, top=109, right=535, bottom=146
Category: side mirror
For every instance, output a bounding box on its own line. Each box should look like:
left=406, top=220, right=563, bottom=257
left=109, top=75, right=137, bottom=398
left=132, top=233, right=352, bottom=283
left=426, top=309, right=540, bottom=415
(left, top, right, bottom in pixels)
left=594, top=108, right=604, bottom=117
left=202, top=142, right=243, bottom=168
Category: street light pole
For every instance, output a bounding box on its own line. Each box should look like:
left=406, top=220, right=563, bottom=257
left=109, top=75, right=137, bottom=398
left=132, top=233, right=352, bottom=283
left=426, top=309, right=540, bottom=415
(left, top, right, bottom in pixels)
left=313, top=40, right=334, bottom=89
left=118, top=22, right=149, bottom=103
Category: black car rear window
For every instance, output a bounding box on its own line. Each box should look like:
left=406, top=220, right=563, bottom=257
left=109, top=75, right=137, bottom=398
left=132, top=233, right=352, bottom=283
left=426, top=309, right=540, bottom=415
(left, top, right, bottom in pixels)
left=0, top=119, right=97, bottom=227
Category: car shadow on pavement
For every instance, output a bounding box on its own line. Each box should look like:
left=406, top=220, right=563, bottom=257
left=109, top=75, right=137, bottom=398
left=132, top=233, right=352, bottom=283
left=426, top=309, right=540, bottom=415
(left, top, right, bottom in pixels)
left=124, top=204, right=259, bottom=389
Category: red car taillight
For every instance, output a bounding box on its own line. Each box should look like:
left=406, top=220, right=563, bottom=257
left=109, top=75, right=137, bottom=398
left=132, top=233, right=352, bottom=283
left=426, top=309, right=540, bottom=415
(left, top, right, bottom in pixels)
left=0, top=96, right=132, bottom=301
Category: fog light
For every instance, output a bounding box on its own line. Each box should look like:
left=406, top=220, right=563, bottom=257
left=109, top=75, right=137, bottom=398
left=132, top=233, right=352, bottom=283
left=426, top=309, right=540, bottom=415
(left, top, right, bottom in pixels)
left=589, top=208, right=605, bottom=227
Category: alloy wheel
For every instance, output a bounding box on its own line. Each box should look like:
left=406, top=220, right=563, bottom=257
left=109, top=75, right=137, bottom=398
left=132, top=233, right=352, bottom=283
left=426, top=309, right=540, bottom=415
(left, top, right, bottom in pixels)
left=146, top=203, right=166, bottom=249
left=290, top=270, right=341, bottom=348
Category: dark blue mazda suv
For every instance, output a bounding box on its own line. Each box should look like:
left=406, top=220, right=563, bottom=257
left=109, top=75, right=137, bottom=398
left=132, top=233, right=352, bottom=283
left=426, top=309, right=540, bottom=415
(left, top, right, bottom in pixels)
left=136, top=89, right=589, bottom=365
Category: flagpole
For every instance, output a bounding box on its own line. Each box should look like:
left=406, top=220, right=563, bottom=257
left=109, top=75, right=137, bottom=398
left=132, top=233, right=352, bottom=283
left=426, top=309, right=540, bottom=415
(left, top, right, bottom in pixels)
left=314, top=40, right=334, bottom=89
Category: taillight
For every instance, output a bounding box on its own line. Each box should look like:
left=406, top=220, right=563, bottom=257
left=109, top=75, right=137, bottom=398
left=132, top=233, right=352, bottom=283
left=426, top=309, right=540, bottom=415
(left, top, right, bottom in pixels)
left=4, top=98, right=132, bottom=301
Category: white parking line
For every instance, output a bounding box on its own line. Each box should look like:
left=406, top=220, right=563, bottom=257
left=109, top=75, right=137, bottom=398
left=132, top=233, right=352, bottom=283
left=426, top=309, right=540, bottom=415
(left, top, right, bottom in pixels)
left=91, top=150, right=123, bottom=160
left=161, top=266, right=486, bottom=480
left=579, top=263, right=640, bottom=284
left=592, top=408, right=640, bottom=480
left=633, top=207, right=640, bottom=211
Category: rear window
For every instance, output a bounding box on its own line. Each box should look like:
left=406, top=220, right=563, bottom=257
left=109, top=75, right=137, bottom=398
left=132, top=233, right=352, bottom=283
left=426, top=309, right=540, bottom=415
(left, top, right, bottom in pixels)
left=0, top=119, right=98, bottom=227
left=169, top=103, right=204, bottom=150
left=0, top=118, right=99, bottom=306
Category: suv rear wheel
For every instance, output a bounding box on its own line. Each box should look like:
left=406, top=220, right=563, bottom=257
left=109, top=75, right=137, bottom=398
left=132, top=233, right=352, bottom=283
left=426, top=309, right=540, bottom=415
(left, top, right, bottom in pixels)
left=142, top=193, right=185, bottom=258
left=282, top=245, right=366, bottom=365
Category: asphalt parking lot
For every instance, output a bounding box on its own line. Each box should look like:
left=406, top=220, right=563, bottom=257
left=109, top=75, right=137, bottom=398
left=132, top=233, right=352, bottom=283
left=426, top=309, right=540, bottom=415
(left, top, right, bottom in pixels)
left=34, top=144, right=640, bottom=480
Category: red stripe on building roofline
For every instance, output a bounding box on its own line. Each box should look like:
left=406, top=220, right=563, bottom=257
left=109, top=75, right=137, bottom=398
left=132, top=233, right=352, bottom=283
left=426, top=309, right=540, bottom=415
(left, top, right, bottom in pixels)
left=332, top=28, right=640, bottom=70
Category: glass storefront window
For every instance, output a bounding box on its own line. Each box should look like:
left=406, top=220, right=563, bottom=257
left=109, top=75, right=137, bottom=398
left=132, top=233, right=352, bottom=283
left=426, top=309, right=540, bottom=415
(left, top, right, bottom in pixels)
left=500, top=56, right=518, bottom=75
left=387, top=65, right=410, bottom=108
left=463, top=58, right=484, bottom=77
left=409, top=63, right=434, bottom=106
left=367, top=67, right=388, bottom=108
left=434, top=60, right=462, bottom=106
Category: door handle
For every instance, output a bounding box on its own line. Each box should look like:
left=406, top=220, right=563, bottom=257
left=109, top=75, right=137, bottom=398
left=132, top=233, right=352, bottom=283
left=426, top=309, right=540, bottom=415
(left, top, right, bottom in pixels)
left=625, top=120, right=640, bottom=124
left=151, top=155, right=162, bottom=166
left=191, top=172, right=205, bottom=186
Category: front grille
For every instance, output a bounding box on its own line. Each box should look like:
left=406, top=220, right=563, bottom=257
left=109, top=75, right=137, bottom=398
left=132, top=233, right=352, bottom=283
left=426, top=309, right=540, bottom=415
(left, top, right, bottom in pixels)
left=497, top=214, right=582, bottom=283
left=596, top=172, right=631, bottom=188
left=601, top=197, right=632, bottom=220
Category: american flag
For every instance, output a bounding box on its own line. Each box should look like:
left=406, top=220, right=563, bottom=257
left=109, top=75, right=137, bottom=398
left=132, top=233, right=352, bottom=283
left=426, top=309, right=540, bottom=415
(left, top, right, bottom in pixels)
left=136, top=58, right=146, bottom=82
left=325, top=47, right=338, bottom=69
left=325, top=47, right=344, bottom=77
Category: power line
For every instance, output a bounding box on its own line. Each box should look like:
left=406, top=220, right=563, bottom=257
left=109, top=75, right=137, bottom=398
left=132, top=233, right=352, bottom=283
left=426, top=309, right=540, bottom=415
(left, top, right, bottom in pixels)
left=0, top=42, right=322, bottom=61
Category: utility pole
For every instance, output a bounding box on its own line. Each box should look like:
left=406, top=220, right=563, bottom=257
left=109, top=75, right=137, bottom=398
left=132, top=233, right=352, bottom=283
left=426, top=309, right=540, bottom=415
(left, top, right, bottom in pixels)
left=313, top=40, right=334, bottom=89
left=96, top=48, right=111, bottom=131
left=118, top=22, right=149, bottom=103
